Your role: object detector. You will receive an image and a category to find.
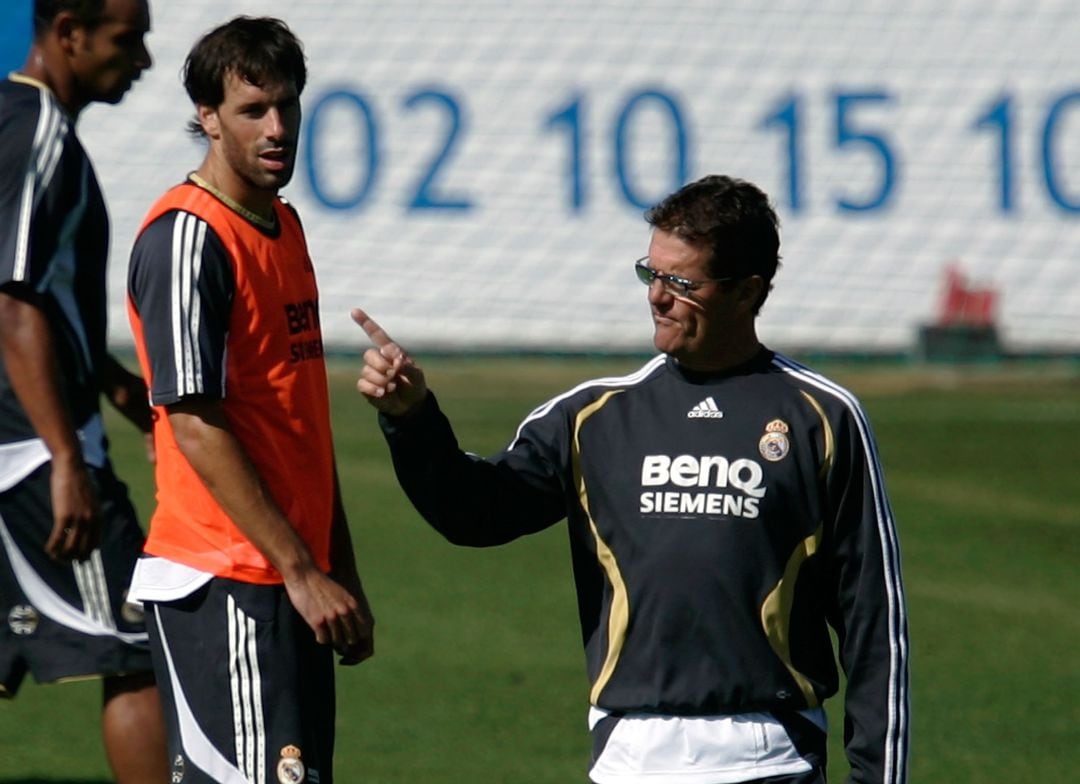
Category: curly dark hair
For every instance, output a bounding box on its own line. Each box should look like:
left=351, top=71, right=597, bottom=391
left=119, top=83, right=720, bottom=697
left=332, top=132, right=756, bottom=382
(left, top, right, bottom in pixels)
left=182, top=16, right=307, bottom=137
left=645, top=175, right=781, bottom=313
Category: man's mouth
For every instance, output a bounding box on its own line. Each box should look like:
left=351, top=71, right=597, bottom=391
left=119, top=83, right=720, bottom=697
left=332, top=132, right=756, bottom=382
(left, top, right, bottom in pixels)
left=259, top=149, right=291, bottom=170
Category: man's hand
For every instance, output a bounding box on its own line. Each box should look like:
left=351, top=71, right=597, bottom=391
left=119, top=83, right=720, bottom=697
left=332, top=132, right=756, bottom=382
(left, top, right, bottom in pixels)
left=44, top=456, right=102, bottom=561
left=351, top=308, right=428, bottom=417
left=284, top=568, right=375, bottom=665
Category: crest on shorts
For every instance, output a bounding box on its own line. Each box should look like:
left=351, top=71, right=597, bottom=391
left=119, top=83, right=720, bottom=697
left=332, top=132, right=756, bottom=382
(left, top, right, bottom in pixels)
left=278, top=745, right=306, bottom=784
left=7, top=605, right=38, bottom=636
left=759, top=419, right=791, bottom=462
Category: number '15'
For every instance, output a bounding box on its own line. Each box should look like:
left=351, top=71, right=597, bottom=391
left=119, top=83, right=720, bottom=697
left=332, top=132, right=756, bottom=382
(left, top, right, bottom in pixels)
left=761, top=91, right=899, bottom=213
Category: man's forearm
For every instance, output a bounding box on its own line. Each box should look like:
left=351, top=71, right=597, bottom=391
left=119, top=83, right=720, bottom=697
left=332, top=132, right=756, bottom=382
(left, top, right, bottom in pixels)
left=102, top=354, right=152, bottom=433
left=0, top=286, right=101, bottom=559
left=167, top=398, right=317, bottom=579
left=0, top=288, right=84, bottom=461
left=168, top=398, right=374, bottom=659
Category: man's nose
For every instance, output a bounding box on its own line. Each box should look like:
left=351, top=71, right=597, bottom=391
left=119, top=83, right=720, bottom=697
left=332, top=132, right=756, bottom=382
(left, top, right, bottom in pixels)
left=264, top=108, right=285, bottom=139
left=647, top=277, right=671, bottom=306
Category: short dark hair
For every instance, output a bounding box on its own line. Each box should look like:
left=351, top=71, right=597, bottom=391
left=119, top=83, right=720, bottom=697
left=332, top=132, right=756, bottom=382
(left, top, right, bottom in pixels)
left=33, top=0, right=106, bottom=36
left=645, top=175, right=781, bottom=313
left=182, top=16, right=307, bottom=137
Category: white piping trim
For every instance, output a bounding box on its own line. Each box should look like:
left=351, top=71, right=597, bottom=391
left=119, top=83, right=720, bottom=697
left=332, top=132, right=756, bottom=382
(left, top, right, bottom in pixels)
left=170, top=213, right=209, bottom=396
left=772, top=353, right=909, bottom=784
left=508, top=355, right=667, bottom=450
left=154, top=605, right=251, bottom=784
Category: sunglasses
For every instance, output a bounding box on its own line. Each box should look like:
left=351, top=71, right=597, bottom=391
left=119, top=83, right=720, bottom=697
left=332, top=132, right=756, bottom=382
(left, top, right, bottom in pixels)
left=634, top=258, right=736, bottom=297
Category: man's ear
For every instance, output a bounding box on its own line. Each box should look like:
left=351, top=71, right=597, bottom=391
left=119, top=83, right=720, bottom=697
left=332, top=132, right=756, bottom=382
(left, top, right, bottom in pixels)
left=736, top=276, right=766, bottom=314
left=53, top=13, right=83, bottom=56
left=196, top=104, right=221, bottom=139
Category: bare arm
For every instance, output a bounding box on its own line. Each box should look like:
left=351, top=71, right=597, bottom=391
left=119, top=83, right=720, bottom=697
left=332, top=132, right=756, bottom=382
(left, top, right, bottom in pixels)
left=101, top=353, right=155, bottom=463
left=167, top=395, right=373, bottom=662
left=101, top=353, right=153, bottom=433
left=0, top=285, right=99, bottom=560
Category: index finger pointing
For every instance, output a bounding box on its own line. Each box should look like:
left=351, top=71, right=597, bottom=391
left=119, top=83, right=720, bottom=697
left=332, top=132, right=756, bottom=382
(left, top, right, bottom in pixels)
left=351, top=308, right=394, bottom=349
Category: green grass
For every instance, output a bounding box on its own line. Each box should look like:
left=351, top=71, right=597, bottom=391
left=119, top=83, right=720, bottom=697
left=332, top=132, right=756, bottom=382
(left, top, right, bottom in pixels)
left=3, top=357, right=1078, bottom=782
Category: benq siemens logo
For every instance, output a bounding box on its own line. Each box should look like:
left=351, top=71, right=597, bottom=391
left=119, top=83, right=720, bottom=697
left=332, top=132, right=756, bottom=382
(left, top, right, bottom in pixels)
left=640, top=453, right=765, bottom=519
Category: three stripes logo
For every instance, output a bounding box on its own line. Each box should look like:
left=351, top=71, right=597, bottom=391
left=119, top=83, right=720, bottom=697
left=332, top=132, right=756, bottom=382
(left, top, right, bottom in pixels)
left=687, top=396, right=724, bottom=419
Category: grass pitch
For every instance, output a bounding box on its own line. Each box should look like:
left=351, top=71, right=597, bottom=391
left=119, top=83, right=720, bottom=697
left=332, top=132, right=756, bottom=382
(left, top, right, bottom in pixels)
left=2, top=356, right=1077, bottom=783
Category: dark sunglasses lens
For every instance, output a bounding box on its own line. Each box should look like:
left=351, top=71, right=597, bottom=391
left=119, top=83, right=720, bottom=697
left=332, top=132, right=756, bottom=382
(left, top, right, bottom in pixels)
left=635, top=263, right=654, bottom=285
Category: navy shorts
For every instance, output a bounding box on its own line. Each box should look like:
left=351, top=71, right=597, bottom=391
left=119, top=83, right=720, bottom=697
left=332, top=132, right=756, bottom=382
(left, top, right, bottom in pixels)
left=148, top=577, right=336, bottom=784
left=0, top=462, right=152, bottom=696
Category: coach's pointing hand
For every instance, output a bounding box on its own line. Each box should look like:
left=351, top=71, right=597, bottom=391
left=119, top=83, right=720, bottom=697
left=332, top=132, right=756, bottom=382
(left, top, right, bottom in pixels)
left=352, top=308, right=428, bottom=417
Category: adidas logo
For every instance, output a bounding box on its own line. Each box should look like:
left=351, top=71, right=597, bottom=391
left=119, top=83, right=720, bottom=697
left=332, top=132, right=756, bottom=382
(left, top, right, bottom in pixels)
left=687, top=396, right=724, bottom=419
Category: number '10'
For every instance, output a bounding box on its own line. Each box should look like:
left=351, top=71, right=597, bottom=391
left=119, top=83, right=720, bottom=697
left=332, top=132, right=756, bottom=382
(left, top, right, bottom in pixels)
left=544, top=90, right=690, bottom=211
left=975, top=91, right=1080, bottom=213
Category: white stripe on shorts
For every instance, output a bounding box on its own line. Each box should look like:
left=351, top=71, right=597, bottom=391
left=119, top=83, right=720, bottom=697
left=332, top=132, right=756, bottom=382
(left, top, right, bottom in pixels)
left=228, top=594, right=266, bottom=783
left=153, top=605, right=250, bottom=784
left=73, top=551, right=116, bottom=630
left=0, top=514, right=144, bottom=643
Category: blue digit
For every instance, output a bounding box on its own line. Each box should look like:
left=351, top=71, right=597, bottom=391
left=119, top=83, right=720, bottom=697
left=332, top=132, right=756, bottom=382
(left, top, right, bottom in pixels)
left=833, top=91, right=898, bottom=212
left=974, top=96, right=1015, bottom=212
left=760, top=94, right=803, bottom=212
left=614, top=90, right=690, bottom=210
left=544, top=95, right=587, bottom=211
left=401, top=89, right=474, bottom=211
left=1042, top=91, right=1080, bottom=213
left=303, top=89, right=379, bottom=211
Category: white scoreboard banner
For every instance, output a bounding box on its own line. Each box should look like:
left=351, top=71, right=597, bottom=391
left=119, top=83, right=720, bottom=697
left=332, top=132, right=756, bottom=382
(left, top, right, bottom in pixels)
left=70, top=0, right=1080, bottom=353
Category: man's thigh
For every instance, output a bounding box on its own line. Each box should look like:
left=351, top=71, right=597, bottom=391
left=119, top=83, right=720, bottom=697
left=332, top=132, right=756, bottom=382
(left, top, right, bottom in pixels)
left=148, top=577, right=335, bottom=784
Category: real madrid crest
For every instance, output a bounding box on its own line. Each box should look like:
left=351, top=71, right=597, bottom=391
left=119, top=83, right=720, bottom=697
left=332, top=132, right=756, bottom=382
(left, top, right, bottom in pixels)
left=759, top=418, right=790, bottom=462
left=7, top=604, right=39, bottom=636
left=278, top=745, right=306, bottom=784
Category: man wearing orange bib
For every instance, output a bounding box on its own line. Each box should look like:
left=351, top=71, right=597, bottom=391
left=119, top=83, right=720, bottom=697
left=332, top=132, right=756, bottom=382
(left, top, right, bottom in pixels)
left=126, top=17, right=374, bottom=784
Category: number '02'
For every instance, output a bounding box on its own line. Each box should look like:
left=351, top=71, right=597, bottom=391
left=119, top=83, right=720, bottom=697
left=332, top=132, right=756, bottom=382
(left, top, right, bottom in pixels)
left=303, top=87, right=474, bottom=212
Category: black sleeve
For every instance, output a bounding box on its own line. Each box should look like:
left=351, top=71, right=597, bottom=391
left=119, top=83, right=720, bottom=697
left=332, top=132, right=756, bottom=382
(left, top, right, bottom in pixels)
left=127, top=210, right=235, bottom=405
left=0, top=93, right=74, bottom=290
left=379, top=392, right=569, bottom=546
left=824, top=405, right=910, bottom=784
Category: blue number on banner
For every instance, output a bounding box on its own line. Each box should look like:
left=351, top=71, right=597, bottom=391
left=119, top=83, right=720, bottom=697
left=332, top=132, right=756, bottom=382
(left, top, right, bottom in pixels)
left=304, top=89, right=379, bottom=210
left=544, top=95, right=587, bottom=211
left=760, top=94, right=803, bottom=212
left=974, top=96, right=1015, bottom=212
left=1042, top=91, right=1080, bottom=213
left=402, top=89, right=474, bottom=211
left=614, top=90, right=689, bottom=209
left=833, top=91, right=898, bottom=212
